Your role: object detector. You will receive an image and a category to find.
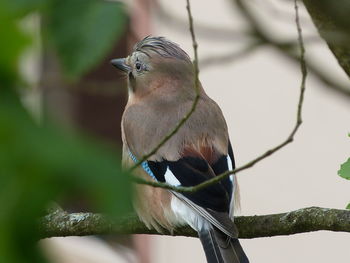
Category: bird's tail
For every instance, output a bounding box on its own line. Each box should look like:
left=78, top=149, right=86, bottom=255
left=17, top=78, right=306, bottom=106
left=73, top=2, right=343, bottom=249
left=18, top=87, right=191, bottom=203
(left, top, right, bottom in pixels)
left=198, top=226, right=249, bottom=263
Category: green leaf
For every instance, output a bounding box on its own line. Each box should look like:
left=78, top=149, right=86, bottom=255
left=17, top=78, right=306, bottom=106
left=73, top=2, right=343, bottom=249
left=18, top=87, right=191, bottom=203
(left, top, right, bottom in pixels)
left=0, top=91, right=132, bottom=262
left=0, top=2, right=130, bottom=261
left=0, top=3, right=30, bottom=88
left=346, top=203, right=350, bottom=210
left=338, top=158, right=350, bottom=180
left=2, top=0, right=48, bottom=17
left=45, top=0, right=128, bottom=79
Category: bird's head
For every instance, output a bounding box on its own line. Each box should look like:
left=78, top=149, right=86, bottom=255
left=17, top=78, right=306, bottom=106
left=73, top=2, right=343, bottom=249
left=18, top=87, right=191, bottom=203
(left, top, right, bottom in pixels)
left=111, top=36, right=197, bottom=100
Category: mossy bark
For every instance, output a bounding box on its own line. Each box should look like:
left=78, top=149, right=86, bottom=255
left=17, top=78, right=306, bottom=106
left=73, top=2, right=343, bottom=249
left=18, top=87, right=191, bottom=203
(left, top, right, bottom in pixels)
left=303, top=0, right=350, bottom=78
left=39, top=207, right=350, bottom=239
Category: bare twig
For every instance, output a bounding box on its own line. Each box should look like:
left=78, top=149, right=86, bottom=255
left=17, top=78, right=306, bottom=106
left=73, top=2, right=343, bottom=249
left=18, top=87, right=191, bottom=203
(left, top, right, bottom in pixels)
left=132, top=0, right=307, bottom=194
left=302, top=61, right=350, bottom=97
left=233, top=0, right=350, bottom=97
left=251, top=0, right=310, bottom=24
left=200, top=41, right=261, bottom=69
left=154, top=0, right=319, bottom=44
left=154, top=0, right=249, bottom=42
left=199, top=37, right=320, bottom=70
left=186, top=0, right=308, bottom=193
left=40, top=207, right=350, bottom=239
left=186, top=0, right=200, bottom=92
left=129, top=0, right=200, bottom=171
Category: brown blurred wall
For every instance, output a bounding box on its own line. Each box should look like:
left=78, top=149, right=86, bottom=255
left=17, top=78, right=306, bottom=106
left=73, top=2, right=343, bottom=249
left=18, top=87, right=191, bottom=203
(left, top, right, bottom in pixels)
left=41, top=1, right=154, bottom=262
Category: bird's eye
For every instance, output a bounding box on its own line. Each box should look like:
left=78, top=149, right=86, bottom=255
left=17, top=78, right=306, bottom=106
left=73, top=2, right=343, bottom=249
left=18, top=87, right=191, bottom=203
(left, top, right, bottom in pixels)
left=135, top=62, right=142, bottom=72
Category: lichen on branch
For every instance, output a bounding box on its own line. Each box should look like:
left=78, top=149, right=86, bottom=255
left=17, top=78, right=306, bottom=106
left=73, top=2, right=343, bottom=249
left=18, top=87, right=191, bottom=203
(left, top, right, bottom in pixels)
left=39, top=207, right=350, bottom=239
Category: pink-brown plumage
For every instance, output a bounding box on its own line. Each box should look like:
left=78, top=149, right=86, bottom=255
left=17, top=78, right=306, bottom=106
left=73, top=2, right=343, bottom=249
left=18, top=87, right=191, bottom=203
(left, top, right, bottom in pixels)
left=114, top=36, right=248, bottom=263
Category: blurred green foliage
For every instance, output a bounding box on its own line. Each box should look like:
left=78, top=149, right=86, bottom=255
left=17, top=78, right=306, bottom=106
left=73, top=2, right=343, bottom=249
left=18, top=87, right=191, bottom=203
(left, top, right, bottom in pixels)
left=0, top=3, right=30, bottom=87
left=0, top=0, right=130, bottom=262
left=45, top=0, right=128, bottom=78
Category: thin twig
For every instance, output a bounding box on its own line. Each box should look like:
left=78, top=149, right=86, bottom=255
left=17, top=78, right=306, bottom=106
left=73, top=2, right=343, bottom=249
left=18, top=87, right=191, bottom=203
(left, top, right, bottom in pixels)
left=200, top=41, right=262, bottom=69
left=233, top=0, right=350, bottom=98
left=251, top=0, right=310, bottom=24
left=182, top=0, right=308, bottom=193
left=154, top=0, right=249, bottom=42
left=128, top=0, right=200, bottom=171
left=199, top=37, right=319, bottom=70
left=132, top=0, right=307, bottom=193
left=186, top=0, right=200, bottom=94
left=294, top=0, right=307, bottom=126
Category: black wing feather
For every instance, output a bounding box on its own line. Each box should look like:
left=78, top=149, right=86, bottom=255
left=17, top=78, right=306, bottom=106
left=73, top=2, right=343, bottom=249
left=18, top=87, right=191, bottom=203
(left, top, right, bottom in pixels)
left=167, top=157, right=230, bottom=212
left=146, top=141, right=237, bottom=213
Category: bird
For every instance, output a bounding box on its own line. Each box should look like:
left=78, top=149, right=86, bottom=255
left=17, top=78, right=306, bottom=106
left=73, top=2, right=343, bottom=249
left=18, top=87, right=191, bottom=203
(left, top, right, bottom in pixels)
left=111, top=36, right=249, bottom=263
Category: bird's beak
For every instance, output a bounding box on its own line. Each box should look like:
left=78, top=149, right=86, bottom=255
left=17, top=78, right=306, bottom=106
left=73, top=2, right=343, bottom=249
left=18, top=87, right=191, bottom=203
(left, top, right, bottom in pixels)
left=110, top=58, right=131, bottom=72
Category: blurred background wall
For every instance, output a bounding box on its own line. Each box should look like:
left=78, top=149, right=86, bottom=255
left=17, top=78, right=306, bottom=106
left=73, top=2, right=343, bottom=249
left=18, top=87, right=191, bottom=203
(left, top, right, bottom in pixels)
left=148, top=1, right=350, bottom=262
left=20, top=0, right=350, bottom=262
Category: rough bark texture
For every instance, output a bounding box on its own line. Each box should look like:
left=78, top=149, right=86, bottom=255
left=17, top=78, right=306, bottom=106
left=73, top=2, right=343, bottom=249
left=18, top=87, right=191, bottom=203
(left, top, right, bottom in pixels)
left=39, top=207, right=350, bottom=239
left=302, top=0, right=350, bottom=78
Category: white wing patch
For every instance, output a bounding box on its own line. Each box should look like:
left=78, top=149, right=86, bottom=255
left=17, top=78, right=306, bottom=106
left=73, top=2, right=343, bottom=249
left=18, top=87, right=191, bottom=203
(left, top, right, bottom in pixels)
left=164, top=167, right=181, bottom=186
left=227, top=155, right=233, bottom=171
left=164, top=167, right=205, bottom=230
left=164, top=167, right=207, bottom=231
left=170, top=195, right=206, bottom=231
left=227, top=155, right=237, bottom=219
left=227, top=155, right=235, bottom=183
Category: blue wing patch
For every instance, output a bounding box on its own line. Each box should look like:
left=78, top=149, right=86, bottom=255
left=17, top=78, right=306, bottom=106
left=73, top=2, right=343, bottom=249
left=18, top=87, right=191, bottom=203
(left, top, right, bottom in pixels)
left=128, top=151, right=158, bottom=181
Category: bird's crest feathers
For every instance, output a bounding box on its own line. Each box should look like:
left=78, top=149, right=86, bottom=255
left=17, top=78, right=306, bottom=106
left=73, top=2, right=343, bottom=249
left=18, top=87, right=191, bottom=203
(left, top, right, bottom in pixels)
left=133, top=36, right=191, bottom=62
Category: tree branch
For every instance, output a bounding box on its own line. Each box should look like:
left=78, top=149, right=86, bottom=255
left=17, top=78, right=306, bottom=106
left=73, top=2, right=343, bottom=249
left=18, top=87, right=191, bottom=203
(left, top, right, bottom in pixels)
left=154, top=0, right=249, bottom=42
left=302, top=0, right=350, bottom=78
left=199, top=42, right=261, bottom=69
left=233, top=0, right=350, bottom=98
left=39, top=207, right=350, bottom=239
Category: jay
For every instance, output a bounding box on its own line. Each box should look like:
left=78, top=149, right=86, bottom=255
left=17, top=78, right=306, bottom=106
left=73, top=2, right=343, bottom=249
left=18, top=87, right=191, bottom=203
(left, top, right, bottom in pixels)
left=111, top=36, right=249, bottom=263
